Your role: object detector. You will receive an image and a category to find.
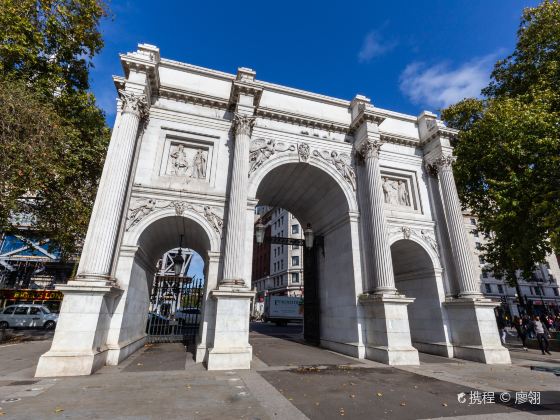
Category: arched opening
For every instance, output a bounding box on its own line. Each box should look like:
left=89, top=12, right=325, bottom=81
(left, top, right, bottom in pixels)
left=109, top=214, right=215, bottom=364
left=391, top=239, right=450, bottom=356
left=250, top=161, right=362, bottom=357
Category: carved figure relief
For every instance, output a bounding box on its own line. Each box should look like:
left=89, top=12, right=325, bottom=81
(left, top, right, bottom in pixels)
left=382, top=177, right=411, bottom=207
left=313, top=149, right=356, bottom=190
left=125, top=198, right=224, bottom=235
left=248, top=138, right=295, bottom=174
left=167, top=144, right=208, bottom=180
left=298, top=143, right=310, bottom=162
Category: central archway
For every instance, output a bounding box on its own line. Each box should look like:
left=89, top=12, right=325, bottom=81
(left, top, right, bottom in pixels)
left=248, top=157, right=364, bottom=357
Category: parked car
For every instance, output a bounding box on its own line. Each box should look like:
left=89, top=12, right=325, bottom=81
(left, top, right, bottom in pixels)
left=0, top=304, right=58, bottom=329
left=145, top=312, right=172, bottom=335
left=174, top=307, right=201, bottom=325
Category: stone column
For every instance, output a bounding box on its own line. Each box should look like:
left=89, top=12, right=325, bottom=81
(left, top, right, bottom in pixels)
left=220, top=113, right=254, bottom=287
left=433, top=156, right=481, bottom=298
left=77, top=89, right=148, bottom=283
left=357, top=139, right=397, bottom=294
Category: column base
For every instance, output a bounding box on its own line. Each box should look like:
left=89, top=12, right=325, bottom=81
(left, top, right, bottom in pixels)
left=35, top=349, right=108, bottom=377
left=207, top=346, right=253, bottom=370
left=34, top=280, right=122, bottom=377
left=106, top=335, right=147, bottom=366
left=359, top=294, right=419, bottom=366
left=206, top=287, right=254, bottom=371
left=444, top=298, right=511, bottom=365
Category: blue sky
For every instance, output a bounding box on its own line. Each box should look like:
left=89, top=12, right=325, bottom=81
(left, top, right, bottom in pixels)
left=91, top=0, right=538, bottom=124
left=91, top=0, right=538, bottom=280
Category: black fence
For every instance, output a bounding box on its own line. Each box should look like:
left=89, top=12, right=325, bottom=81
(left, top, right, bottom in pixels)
left=146, top=276, right=204, bottom=346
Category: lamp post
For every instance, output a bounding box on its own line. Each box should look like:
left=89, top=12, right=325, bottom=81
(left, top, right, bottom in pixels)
left=173, top=234, right=185, bottom=277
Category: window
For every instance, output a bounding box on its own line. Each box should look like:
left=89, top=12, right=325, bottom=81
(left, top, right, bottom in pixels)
left=292, top=244, right=298, bottom=250
left=497, top=285, right=504, bottom=294
left=14, top=306, right=28, bottom=315
left=554, top=288, right=559, bottom=297
left=292, top=224, right=299, bottom=234
left=472, top=230, right=479, bottom=238
left=3, top=307, right=15, bottom=315
left=274, top=249, right=277, bottom=257
left=292, top=256, right=300, bottom=266
left=281, top=260, right=284, bottom=270
left=292, top=272, right=299, bottom=283
left=475, top=242, right=482, bottom=250
left=479, top=256, right=485, bottom=264
left=470, top=218, right=476, bottom=225
left=29, top=307, right=41, bottom=315
left=482, top=272, right=488, bottom=279
left=484, top=284, right=492, bottom=293
left=530, top=287, right=535, bottom=295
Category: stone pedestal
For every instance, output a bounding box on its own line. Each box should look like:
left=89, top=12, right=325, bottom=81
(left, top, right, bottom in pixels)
left=206, top=288, right=254, bottom=370
left=35, top=282, right=122, bottom=377
left=444, top=298, right=511, bottom=364
left=360, top=294, right=419, bottom=365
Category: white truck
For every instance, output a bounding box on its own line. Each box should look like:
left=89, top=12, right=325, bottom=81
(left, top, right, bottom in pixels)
left=263, top=296, right=303, bottom=325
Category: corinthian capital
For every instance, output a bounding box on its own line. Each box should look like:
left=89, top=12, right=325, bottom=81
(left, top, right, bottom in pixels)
left=233, top=113, right=256, bottom=137
left=357, top=139, right=383, bottom=160
left=119, top=90, right=149, bottom=120
left=434, top=155, right=456, bottom=171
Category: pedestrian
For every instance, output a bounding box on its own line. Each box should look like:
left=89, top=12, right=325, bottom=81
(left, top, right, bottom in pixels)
left=532, top=316, right=552, bottom=355
left=513, top=316, right=528, bottom=351
left=497, top=316, right=507, bottom=345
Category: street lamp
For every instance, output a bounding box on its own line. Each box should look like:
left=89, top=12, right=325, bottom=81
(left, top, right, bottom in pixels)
left=304, top=223, right=314, bottom=249
left=173, top=234, right=184, bottom=276
left=255, top=220, right=265, bottom=245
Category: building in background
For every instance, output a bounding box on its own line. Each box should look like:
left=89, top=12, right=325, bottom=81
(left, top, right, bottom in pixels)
left=464, top=213, right=560, bottom=319
left=252, top=207, right=304, bottom=314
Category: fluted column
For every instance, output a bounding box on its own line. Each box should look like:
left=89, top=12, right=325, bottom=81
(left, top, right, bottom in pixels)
left=76, top=90, right=148, bottom=282
left=433, top=156, right=481, bottom=298
left=358, top=140, right=397, bottom=293
left=221, top=114, right=255, bottom=287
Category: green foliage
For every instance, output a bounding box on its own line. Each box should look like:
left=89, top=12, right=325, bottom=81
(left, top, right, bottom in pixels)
left=0, top=0, right=110, bottom=257
left=442, top=1, right=560, bottom=285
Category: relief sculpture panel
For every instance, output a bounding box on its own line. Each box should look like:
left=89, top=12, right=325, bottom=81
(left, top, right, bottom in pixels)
left=167, top=143, right=208, bottom=180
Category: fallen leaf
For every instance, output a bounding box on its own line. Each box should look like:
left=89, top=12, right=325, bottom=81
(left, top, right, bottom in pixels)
left=413, top=385, right=418, bottom=389
left=55, top=408, right=64, bottom=413
left=137, top=363, right=143, bottom=366
left=442, top=403, right=448, bottom=407
left=377, top=392, right=383, bottom=397
left=400, top=402, right=406, bottom=406
left=315, top=402, right=320, bottom=406
left=350, top=394, right=355, bottom=399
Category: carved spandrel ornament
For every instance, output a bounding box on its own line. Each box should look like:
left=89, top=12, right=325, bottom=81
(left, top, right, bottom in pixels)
left=313, top=149, right=356, bottom=191
left=382, top=177, right=411, bottom=207
left=388, top=225, right=440, bottom=258
left=125, top=198, right=224, bottom=235
left=167, top=144, right=208, bottom=180
left=248, top=138, right=296, bottom=175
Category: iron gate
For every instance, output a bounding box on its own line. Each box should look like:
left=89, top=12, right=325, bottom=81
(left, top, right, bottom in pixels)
left=146, top=275, right=204, bottom=345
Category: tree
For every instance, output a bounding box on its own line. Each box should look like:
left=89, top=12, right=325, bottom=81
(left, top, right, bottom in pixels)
left=0, top=0, right=110, bottom=257
left=442, top=1, right=560, bottom=288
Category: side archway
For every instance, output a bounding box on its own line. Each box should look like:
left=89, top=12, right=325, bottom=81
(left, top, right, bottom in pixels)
left=390, top=239, right=452, bottom=357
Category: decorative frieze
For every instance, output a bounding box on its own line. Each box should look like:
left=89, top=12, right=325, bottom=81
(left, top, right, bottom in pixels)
left=248, top=138, right=296, bottom=174
left=125, top=198, right=223, bottom=235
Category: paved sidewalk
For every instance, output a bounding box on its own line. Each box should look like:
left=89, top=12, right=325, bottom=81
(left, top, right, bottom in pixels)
left=0, top=327, right=559, bottom=419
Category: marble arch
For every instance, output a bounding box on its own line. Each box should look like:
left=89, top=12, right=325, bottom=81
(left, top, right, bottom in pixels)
left=35, top=44, right=510, bottom=377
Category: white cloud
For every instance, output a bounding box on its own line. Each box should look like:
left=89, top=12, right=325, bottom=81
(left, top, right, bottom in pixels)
left=358, top=31, right=396, bottom=62
left=399, top=54, right=497, bottom=108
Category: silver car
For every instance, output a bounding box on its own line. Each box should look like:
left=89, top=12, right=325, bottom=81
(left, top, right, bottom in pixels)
left=0, top=304, right=58, bottom=329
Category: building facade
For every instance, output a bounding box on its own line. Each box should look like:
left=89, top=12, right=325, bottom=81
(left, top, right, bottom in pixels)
left=252, top=206, right=304, bottom=300
left=464, top=215, right=560, bottom=319
left=35, top=44, right=511, bottom=377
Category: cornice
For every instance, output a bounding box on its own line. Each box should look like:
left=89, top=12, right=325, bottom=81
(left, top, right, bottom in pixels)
left=379, top=132, right=420, bottom=147
left=255, top=107, right=349, bottom=134
left=228, top=80, right=263, bottom=109
left=420, top=126, right=459, bottom=146
left=349, top=109, right=386, bottom=132
left=157, top=86, right=230, bottom=110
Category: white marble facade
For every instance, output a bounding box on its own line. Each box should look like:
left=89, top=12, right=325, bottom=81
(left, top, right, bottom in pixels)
left=35, top=44, right=510, bottom=377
